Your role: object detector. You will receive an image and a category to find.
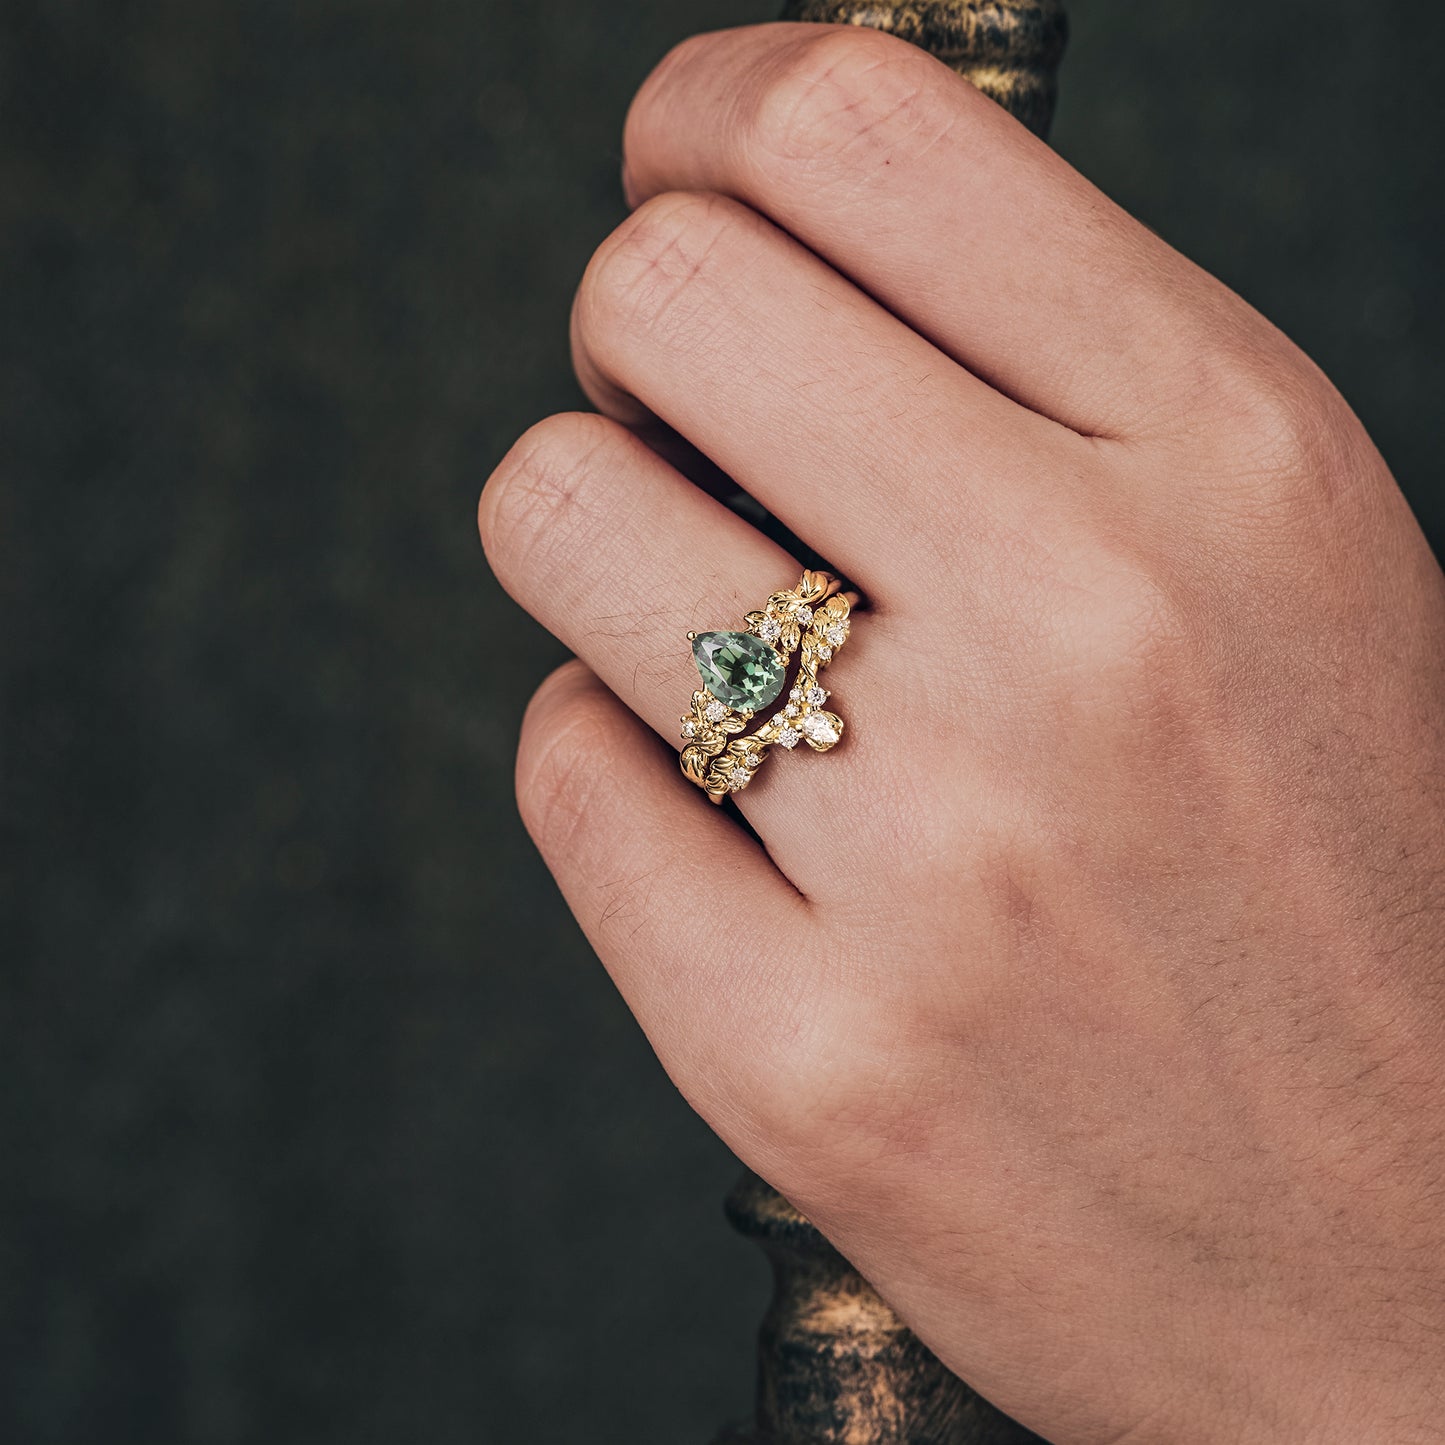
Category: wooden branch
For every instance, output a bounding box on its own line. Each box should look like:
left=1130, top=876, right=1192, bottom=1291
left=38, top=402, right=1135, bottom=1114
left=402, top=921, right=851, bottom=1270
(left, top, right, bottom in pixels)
left=717, top=1173, right=1045, bottom=1443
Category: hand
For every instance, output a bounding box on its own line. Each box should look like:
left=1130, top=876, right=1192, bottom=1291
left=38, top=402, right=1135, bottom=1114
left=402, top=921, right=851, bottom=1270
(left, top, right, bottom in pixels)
left=479, top=24, right=1445, bottom=1443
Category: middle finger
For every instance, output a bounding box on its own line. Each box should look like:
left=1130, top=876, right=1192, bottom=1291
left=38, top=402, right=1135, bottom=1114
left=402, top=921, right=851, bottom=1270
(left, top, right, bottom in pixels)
left=571, top=190, right=1082, bottom=605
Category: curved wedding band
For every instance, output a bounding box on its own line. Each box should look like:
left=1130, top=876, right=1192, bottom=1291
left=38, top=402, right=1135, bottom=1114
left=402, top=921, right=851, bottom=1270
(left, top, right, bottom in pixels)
left=679, top=570, right=856, bottom=802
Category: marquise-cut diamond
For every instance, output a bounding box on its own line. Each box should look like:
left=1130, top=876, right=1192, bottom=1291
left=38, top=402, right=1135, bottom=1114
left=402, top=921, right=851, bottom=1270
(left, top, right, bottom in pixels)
left=801, top=713, right=839, bottom=745
left=693, top=632, right=786, bottom=712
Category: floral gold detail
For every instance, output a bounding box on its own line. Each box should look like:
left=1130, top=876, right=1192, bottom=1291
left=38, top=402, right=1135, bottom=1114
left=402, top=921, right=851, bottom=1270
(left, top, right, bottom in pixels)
left=680, top=570, right=854, bottom=802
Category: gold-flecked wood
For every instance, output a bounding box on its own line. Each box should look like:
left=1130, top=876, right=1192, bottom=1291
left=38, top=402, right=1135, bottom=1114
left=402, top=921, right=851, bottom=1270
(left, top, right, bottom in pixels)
left=779, top=0, right=1066, bottom=137
left=711, top=3, right=1068, bottom=1441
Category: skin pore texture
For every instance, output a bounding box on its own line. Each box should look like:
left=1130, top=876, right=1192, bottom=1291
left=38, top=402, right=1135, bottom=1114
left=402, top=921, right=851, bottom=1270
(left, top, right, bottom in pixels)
left=479, top=24, right=1445, bottom=1445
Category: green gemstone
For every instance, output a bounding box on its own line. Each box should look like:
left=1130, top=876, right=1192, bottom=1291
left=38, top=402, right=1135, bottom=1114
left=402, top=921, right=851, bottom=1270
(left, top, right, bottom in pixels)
left=692, top=631, right=785, bottom=712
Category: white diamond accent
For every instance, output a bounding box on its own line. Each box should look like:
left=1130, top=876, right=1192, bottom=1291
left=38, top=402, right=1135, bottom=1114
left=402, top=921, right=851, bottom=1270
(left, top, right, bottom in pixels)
left=729, top=766, right=751, bottom=790
left=801, top=714, right=839, bottom=745
left=796, top=605, right=814, bottom=625
left=682, top=720, right=696, bottom=738
left=806, top=686, right=827, bottom=707
left=757, top=617, right=781, bottom=643
left=784, top=703, right=798, bottom=717
left=705, top=699, right=727, bottom=723
left=746, top=753, right=762, bottom=769
left=818, top=645, right=833, bottom=662
left=824, top=622, right=848, bottom=646
left=789, top=687, right=802, bottom=701
left=777, top=727, right=801, bottom=749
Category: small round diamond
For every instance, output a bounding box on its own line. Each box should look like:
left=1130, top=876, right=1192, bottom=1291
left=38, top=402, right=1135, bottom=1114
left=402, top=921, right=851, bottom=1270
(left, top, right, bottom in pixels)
left=806, top=686, right=827, bottom=707
left=746, top=752, right=762, bottom=769
left=824, top=622, right=848, bottom=646
left=784, top=703, right=798, bottom=717
left=757, top=616, right=782, bottom=643
left=796, top=605, right=814, bottom=625
left=729, top=766, right=751, bottom=790
left=777, top=726, right=802, bottom=749
left=705, top=699, right=727, bottom=723
left=789, top=687, right=802, bottom=701
left=682, top=720, right=696, bottom=739
left=818, top=645, right=833, bottom=662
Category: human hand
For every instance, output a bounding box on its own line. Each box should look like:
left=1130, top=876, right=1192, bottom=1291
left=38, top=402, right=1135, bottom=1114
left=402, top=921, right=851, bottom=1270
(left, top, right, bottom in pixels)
left=479, top=24, right=1445, bottom=1443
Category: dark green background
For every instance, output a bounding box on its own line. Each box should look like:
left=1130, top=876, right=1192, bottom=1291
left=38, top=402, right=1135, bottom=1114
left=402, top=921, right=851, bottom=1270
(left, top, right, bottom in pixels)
left=3, top=0, right=1442, bottom=1441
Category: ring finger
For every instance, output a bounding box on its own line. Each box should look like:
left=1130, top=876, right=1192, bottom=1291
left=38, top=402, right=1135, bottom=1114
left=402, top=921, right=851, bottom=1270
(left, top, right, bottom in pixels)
left=478, top=411, right=891, bottom=888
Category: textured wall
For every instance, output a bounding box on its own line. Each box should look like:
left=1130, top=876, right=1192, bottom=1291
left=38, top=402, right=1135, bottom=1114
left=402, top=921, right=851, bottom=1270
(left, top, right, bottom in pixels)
left=2, top=1, right=1442, bottom=1441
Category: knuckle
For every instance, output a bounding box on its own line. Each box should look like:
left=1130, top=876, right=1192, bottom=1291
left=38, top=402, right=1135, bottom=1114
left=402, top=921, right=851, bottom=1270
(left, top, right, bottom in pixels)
left=1161, top=338, right=1380, bottom=559
left=478, top=411, right=621, bottom=576
left=747, top=27, right=951, bottom=173
left=1045, top=545, right=1191, bottom=694
left=1189, top=343, right=1349, bottom=494
left=514, top=662, right=605, bottom=857
left=576, top=190, right=744, bottom=346
left=639, top=30, right=710, bottom=101
left=742, top=986, right=948, bottom=1215
left=1224, top=364, right=1339, bottom=484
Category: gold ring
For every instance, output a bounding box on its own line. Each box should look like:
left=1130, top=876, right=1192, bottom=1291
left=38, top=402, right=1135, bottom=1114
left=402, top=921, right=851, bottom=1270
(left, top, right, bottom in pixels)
left=680, top=570, right=855, bottom=802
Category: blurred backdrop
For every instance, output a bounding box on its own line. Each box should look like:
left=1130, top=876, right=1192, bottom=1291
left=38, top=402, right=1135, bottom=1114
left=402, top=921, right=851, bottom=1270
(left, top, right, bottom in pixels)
left=3, top=0, right=1442, bottom=1441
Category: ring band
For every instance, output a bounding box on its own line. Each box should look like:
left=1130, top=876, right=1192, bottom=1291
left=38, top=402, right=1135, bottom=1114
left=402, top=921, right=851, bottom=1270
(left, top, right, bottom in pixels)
left=680, top=569, right=855, bottom=802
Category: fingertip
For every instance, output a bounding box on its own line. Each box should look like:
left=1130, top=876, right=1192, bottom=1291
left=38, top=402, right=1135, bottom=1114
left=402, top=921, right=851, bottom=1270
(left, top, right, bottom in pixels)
left=517, top=656, right=602, bottom=761
left=515, top=659, right=608, bottom=857
left=620, top=153, right=641, bottom=211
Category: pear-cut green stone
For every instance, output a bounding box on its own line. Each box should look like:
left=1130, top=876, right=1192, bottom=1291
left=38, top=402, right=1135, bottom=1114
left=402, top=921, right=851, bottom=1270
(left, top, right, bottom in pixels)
left=692, top=630, right=785, bottom=712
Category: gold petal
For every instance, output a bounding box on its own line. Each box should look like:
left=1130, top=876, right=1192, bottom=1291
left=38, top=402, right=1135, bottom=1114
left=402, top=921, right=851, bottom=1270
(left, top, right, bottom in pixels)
left=797, top=570, right=828, bottom=602
left=680, top=746, right=711, bottom=784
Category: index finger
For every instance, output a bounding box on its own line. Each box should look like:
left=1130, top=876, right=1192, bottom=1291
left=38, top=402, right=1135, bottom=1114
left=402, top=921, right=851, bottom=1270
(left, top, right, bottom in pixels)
left=623, top=23, right=1282, bottom=442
